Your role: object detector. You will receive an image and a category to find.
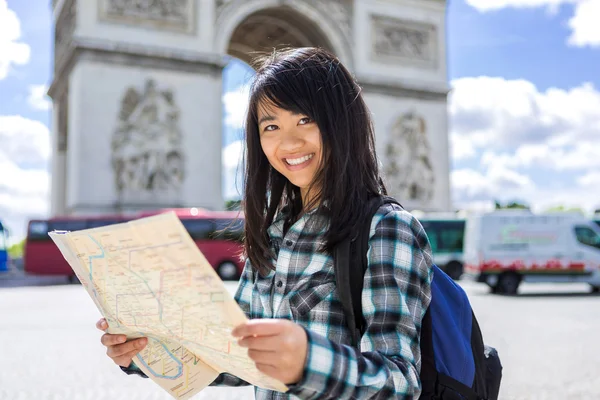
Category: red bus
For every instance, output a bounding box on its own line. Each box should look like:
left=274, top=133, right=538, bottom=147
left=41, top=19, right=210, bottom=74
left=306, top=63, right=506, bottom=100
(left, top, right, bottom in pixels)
left=24, top=208, right=245, bottom=282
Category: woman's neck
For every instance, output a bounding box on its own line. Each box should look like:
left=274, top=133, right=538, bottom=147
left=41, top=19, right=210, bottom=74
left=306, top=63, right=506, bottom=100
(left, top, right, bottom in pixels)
left=300, top=187, right=321, bottom=213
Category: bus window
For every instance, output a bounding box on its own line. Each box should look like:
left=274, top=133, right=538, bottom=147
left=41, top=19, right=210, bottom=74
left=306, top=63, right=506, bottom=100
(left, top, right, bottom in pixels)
left=181, top=219, right=214, bottom=240
left=28, top=221, right=50, bottom=240
left=438, top=221, right=465, bottom=253
left=420, top=220, right=465, bottom=254
left=575, top=226, right=600, bottom=249
left=50, top=220, right=89, bottom=233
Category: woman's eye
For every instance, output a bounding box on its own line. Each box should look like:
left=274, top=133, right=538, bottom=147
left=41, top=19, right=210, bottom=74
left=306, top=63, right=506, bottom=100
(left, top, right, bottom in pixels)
left=299, top=117, right=312, bottom=125
left=264, top=125, right=277, bottom=132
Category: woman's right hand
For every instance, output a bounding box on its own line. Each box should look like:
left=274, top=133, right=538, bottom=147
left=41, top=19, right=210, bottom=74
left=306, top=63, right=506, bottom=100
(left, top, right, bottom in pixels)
left=96, top=318, right=148, bottom=367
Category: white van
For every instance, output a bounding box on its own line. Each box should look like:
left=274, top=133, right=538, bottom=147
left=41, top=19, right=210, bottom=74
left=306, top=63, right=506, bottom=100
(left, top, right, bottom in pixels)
left=463, top=210, right=600, bottom=294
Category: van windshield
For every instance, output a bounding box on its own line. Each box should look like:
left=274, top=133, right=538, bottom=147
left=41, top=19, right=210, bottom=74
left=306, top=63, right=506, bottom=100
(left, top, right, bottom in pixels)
left=574, top=226, right=600, bottom=249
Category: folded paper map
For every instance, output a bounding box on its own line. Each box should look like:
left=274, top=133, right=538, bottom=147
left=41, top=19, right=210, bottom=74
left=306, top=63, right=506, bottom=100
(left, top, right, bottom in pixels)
left=49, top=211, right=288, bottom=399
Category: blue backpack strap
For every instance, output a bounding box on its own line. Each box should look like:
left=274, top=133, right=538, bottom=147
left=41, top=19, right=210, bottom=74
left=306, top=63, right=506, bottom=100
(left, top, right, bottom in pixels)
left=334, top=195, right=400, bottom=348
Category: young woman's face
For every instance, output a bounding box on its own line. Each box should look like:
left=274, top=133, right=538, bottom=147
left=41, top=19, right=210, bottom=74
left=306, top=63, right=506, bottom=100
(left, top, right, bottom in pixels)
left=257, top=102, right=323, bottom=203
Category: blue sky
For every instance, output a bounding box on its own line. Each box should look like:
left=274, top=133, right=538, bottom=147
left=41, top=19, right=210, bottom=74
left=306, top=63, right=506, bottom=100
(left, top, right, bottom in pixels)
left=1, top=0, right=600, bottom=241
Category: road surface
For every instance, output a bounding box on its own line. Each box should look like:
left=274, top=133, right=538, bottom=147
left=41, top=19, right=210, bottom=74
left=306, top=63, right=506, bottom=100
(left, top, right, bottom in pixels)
left=0, top=273, right=598, bottom=399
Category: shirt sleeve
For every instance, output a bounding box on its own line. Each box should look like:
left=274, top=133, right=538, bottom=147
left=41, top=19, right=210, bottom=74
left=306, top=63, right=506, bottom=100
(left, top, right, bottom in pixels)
left=287, top=206, right=434, bottom=399
left=210, top=258, right=254, bottom=387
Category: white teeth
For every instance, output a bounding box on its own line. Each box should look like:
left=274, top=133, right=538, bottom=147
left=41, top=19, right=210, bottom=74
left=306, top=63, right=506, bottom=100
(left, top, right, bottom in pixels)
left=286, top=154, right=314, bottom=165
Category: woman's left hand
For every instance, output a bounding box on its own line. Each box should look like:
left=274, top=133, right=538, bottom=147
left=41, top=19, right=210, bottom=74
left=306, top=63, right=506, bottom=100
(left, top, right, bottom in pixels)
left=232, top=319, right=308, bottom=385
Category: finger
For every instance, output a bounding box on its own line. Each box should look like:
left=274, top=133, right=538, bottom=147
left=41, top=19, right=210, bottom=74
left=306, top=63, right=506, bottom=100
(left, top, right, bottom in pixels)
left=238, top=335, right=279, bottom=351
left=100, top=333, right=128, bottom=347
left=107, top=338, right=148, bottom=358
left=232, top=319, right=286, bottom=338
left=255, top=363, right=281, bottom=380
left=96, top=318, right=108, bottom=331
left=247, top=348, right=277, bottom=366
left=113, top=348, right=144, bottom=368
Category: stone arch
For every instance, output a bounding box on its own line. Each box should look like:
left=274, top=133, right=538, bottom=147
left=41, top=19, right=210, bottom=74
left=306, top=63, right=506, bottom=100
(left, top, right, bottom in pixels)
left=215, top=0, right=353, bottom=68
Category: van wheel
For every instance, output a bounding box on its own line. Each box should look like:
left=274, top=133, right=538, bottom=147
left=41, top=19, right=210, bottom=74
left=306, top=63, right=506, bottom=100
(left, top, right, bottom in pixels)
left=217, top=262, right=239, bottom=281
left=591, top=286, right=600, bottom=294
left=444, top=261, right=464, bottom=280
left=495, top=272, right=520, bottom=295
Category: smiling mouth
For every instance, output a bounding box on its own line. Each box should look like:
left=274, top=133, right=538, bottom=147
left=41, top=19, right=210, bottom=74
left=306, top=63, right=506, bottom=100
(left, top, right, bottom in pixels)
left=284, top=153, right=314, bottom=166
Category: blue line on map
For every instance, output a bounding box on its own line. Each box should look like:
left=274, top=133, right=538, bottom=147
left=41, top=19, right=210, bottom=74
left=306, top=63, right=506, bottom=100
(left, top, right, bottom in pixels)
left=87, top=236, right=106, bottom=301
left=135, top=336, right=184, bottom=379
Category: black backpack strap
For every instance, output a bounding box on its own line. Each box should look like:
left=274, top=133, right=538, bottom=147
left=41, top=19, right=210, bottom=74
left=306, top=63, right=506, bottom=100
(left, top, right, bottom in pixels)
left=334, top=195, right=401, bottom=348
left=436, top=374, right=484, bottom=400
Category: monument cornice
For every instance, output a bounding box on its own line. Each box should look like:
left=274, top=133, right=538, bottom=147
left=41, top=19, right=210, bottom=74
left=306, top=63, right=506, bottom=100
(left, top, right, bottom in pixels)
left=357, top=74, right=449, bottom=101
left=48, top=38, right=228, bottom=99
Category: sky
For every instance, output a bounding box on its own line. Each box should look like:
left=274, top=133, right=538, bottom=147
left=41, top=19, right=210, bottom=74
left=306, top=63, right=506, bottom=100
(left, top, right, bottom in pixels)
left=1, top=0, right=600, bottom=242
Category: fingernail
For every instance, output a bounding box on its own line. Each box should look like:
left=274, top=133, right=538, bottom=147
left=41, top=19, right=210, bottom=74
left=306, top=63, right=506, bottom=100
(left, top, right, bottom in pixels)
left=118, top=336, right=127, bottom=344
left=138, top=338, right=148, bottom=348
left=101, top=321, right=107, bottom=329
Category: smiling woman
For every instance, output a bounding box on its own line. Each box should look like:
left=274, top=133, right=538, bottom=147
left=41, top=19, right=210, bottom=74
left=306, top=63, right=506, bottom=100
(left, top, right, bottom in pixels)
left=257, top=105, right=323, bottom=206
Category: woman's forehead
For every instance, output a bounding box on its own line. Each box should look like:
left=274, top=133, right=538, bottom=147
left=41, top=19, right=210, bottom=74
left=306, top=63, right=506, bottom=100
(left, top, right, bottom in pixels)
left=257, top=100, right=280, bottom=116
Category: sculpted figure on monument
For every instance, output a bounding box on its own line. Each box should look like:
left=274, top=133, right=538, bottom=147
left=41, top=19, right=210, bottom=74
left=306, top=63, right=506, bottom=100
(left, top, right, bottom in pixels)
left=385, top=112, right=435, bottom=203
left=111, top=79, right=185, bottom=200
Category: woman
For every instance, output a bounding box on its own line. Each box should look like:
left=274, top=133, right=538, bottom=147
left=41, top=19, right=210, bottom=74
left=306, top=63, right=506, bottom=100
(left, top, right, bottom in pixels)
left=98, top=47, right=433, bottom=399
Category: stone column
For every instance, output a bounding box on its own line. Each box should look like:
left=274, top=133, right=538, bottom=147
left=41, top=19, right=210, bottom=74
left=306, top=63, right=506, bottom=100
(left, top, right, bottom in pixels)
left=48, top=0, right=226, bottom=215
left=353, top=0, right=451, bottom=212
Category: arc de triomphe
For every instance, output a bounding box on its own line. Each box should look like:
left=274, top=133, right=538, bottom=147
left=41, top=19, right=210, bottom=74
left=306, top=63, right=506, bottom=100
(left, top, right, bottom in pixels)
left=48, top=0, right=451, bottom=216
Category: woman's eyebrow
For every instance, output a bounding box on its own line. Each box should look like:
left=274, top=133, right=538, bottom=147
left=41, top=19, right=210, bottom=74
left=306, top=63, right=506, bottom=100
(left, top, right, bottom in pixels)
left=258, top=114, right=276, bottom=125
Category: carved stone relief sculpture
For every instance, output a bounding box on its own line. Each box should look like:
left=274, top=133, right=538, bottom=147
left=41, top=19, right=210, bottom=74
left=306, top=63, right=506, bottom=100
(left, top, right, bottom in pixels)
left=385, top=112, right=435, bottom=203
left=99, top=0, right=195, bottom=33
left=112, top=79, right=185, bottom=203
left=371, top=15, right=437, bottom=68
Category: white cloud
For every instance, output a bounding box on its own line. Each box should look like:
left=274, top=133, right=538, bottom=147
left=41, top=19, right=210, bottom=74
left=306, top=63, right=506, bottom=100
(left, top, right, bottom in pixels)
left=452, top=166, right=533, bottom=204
left=465, top=0, right=577, bottom=12
left=27, top=84, right=51, bottom=111
left=567, top=0, right=600, bottom=47
left=450, top=77, right=600, bottom=166
left=0, top=116, right=51, bottom=242
left=222, top=84, right=250, bottom=129
left=0, top=0, right=30, bottom=80
left=480, top=142, right=600, bottom=171
left=0, top=115, right=51, bottom=167
left=465, top=0, right=600, bottom=48
left=449, top=76, right=600, bottom=214
left=578, top=171, right=600, bottom=187
left=451, top=165, right=600, bottom=214
left=222, top=140, right=244, bottom=200
left=450, top=133, right=477, bottom=161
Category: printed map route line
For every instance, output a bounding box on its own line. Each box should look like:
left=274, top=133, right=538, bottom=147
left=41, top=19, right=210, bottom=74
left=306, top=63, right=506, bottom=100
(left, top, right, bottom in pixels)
left=86, top=233, right=189, bottom=338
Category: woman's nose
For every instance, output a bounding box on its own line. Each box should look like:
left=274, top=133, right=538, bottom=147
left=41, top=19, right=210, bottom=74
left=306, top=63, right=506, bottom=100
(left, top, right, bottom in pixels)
left=279, top=131, right=303, bottom=151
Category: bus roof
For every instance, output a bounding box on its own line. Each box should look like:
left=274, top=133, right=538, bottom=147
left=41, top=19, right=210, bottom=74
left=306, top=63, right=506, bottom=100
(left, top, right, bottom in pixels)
left=29, top=213, right=127, bottom=223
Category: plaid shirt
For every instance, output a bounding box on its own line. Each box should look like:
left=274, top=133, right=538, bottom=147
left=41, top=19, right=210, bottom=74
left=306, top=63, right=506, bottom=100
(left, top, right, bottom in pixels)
left=212, top=202, right=434, bottom=399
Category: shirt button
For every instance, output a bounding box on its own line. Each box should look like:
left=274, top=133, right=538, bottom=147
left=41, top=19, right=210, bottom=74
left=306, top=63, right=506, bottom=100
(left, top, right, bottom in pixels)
left=285, top=240, right=293, bottom=247
left=276, top=280, right=283, bottom=288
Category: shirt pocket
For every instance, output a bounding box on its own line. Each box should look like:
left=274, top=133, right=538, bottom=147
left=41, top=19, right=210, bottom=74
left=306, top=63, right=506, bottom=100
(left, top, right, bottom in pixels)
left=289, top=281, right=336, bottom=318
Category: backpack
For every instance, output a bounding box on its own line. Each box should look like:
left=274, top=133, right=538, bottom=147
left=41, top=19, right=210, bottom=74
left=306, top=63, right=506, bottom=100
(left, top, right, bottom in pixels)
left=334, top=196, right=502, bottom=400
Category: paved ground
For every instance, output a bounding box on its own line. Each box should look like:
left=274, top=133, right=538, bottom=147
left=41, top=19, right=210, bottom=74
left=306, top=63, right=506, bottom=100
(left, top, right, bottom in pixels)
left=0, top=269, right=598, bottom=400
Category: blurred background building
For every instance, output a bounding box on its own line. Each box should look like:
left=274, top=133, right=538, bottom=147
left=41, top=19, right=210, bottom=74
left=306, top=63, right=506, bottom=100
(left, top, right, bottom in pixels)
left=47, top=0, right=452, bottom=216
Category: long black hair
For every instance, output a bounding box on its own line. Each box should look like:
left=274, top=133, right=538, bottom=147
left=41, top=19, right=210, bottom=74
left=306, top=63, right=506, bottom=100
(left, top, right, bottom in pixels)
left=243, top=47, right=387, bottom=275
